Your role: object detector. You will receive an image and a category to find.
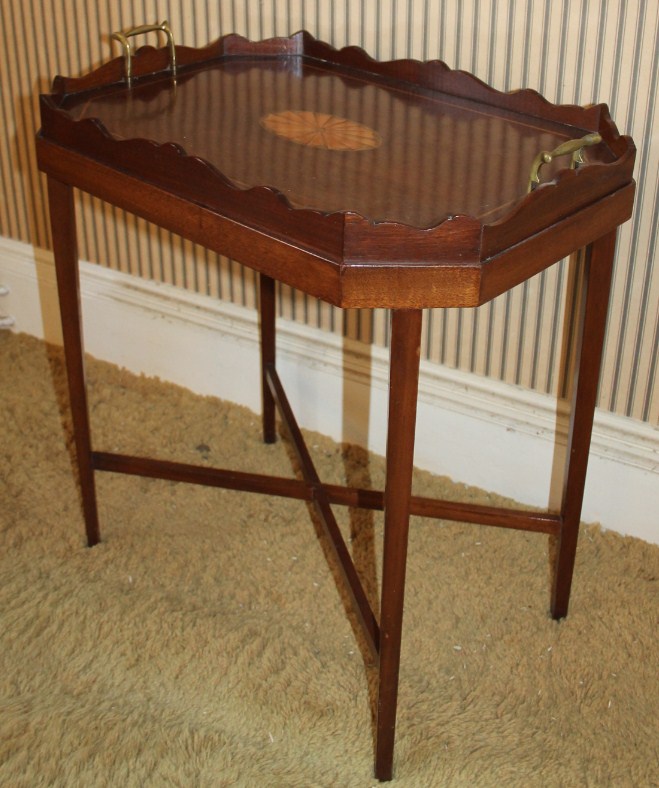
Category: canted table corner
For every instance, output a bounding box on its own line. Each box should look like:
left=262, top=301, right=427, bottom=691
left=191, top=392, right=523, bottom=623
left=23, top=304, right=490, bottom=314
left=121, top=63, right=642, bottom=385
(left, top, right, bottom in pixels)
left=36, top=28, right=636, bottom=782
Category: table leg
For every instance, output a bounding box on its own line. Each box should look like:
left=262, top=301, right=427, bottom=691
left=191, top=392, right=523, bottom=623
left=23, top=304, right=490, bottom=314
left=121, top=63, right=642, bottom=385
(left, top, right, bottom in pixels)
left=552, top=230, right=617, bottom=619
left=259, top=274, right=276, bottom=443
left=47, top=177, right=100, bottom=546
left=375, top=308, right=423, bottom=782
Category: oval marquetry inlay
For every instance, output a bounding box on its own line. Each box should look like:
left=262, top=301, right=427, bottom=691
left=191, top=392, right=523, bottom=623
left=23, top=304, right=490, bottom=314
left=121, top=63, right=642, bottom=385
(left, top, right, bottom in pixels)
left=260, top=110, right=382, bottom=151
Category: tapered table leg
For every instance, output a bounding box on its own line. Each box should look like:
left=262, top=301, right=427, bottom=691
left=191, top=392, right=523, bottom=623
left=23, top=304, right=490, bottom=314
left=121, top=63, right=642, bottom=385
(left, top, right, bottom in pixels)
left=552, top=230, right=617, bottom=619
left=375, top=309, right=423, bottom=781
left=48, top=177, right=100, bottom=546
left=259, top=274, right=276, bottom=444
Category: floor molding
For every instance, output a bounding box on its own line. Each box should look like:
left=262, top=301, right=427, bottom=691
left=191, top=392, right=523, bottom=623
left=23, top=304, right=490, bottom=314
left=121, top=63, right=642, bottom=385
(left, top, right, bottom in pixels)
left=2, top=236, right=657, bottom=545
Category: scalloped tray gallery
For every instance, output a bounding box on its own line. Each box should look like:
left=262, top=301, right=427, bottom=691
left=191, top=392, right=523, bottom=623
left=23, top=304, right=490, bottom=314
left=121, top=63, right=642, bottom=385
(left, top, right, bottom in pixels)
left=36, top=31, right=636, bottom=308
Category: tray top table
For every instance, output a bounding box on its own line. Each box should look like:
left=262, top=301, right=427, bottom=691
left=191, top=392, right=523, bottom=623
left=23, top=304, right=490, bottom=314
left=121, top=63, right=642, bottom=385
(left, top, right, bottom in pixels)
left=37, top=26, right=635, bottom=781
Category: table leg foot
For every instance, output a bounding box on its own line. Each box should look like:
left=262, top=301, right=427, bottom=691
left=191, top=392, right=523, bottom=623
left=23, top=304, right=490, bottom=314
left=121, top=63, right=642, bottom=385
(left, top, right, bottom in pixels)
left=375, top=309, right=422, bottom=780
left=551, top=230, right=617, bottom=619
left=48, top=176, right=101, bottom=546
left=259, top=274, right=277, bottom=443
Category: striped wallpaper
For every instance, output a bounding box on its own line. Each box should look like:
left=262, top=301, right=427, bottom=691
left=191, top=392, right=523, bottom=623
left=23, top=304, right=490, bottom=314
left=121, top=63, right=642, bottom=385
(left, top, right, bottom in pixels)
left=1, top=0, right=657, bottom=424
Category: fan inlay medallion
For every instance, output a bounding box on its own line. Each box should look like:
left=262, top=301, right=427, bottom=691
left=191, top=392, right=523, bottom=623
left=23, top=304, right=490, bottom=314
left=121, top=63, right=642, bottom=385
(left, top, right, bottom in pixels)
left=260, top=110, right=382, bottom=151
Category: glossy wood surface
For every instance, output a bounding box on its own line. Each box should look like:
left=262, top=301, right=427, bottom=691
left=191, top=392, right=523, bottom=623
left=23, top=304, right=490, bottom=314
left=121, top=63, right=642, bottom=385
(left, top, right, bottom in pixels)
left=62, top=57, right=579, bottom=227
left=37, top=32, right=635, bottom=309
left=37, top=30, right=635, bottom=783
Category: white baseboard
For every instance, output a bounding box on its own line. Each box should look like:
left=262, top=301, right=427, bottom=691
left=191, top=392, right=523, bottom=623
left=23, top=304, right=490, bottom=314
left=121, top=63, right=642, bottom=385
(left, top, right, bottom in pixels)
left=2, top=236, right=657, bottom=545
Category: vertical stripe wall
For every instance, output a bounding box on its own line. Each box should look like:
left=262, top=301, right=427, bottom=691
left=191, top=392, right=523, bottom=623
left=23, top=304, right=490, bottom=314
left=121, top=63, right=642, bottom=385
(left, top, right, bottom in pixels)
left=1, top=0, right=657, bottom=425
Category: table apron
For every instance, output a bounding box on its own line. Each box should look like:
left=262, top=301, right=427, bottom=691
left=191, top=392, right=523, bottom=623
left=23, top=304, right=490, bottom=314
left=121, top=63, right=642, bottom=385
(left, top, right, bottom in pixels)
left=479, top=182, right=635, bottom=303
left=36, top=138, right=634, bottom=311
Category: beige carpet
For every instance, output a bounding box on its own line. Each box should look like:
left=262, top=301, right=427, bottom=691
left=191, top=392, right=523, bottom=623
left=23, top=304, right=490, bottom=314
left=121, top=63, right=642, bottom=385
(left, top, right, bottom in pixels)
left=1, top=330, right=657, bottom=787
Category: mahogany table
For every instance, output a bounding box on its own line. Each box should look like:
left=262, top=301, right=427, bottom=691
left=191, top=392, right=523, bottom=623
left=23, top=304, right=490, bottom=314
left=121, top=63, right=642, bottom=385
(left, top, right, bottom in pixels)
left=36, top=25, right=635, bottom=781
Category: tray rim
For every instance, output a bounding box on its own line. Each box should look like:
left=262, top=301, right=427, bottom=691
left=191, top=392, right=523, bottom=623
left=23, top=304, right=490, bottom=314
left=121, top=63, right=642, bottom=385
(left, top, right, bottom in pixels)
left=37, top=31, right=636, bottom=272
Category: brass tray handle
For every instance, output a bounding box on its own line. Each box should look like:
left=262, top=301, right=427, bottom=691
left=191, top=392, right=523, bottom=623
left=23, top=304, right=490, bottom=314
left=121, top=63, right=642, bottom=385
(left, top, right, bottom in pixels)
left=111, top=21, right=177, bottom=87
left=527, top=132, right=602, bottom=192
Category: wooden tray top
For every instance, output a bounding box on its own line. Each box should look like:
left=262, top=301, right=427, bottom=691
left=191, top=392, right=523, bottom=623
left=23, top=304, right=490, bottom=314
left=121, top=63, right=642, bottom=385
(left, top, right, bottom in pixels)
left=37, top=31, right=635, bottom=308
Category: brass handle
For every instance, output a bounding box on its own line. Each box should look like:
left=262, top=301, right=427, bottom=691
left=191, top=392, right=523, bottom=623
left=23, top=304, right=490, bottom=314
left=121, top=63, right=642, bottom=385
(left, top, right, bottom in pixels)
left=527, top=132, right=602, bottom=192
left=111, top=20, right=176, bottom=87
